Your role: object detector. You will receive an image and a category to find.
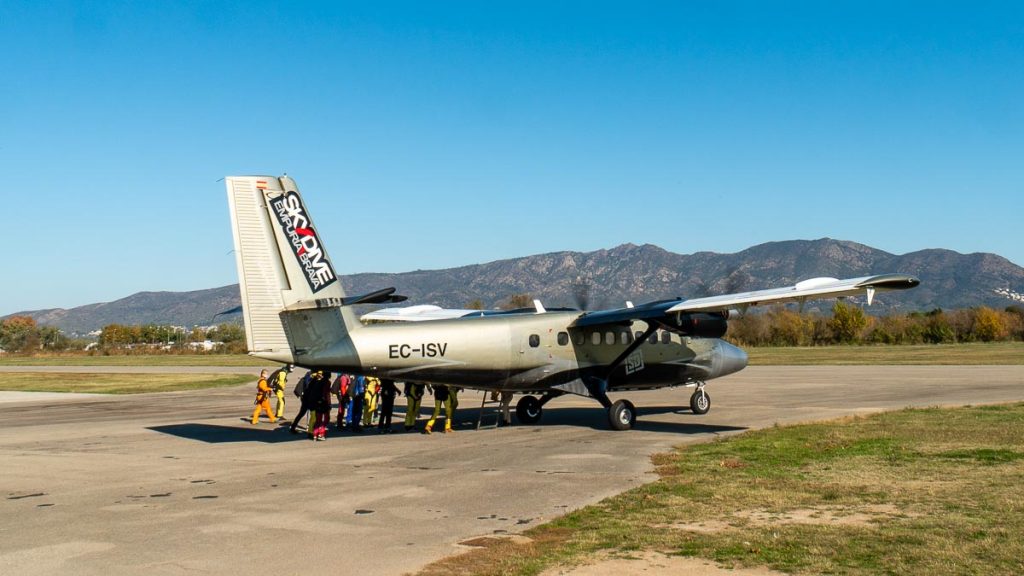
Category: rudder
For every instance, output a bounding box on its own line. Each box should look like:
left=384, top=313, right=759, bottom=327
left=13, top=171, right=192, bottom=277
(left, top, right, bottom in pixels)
left=224, top=176, right=351, bottom=363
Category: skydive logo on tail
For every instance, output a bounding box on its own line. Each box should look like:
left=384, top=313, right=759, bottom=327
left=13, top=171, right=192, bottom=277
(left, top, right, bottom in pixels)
left=269, top=191, right=338, bottom=293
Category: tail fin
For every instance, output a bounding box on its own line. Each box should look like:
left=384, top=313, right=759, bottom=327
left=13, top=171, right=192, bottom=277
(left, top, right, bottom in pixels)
left=224, top=176, right=356, bottom=363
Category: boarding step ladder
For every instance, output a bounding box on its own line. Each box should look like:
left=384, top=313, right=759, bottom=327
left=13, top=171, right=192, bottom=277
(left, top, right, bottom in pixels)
left=476, top=391, right=503, bottom=430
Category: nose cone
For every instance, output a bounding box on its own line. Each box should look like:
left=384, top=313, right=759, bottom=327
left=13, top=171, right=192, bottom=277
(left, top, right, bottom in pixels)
left=711, top=340, right=748, bottom=378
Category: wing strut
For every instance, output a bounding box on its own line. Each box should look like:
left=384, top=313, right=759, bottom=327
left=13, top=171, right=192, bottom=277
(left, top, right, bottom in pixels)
left=582, top=322, right=660, bottom=408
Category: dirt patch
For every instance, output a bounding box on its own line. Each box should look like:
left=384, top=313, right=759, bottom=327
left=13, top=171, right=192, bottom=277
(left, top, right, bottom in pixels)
left=458, top=534, right=533, bottom=548
left=670, top=504, right=912, bottom=533
left=540, top=550, right=786, bottom=576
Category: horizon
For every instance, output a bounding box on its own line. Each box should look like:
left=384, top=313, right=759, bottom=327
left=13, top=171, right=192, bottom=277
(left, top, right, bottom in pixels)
left=2, top=2, right=1022, bottom=314
left=5, top=237, right=1018, bottom=315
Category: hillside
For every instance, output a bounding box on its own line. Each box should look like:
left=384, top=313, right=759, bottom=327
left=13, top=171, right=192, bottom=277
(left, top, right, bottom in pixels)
left=8, top=239, right=1024, bottom=334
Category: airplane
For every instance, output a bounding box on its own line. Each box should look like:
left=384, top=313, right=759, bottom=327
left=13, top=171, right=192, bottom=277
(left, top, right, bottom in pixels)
left=224, top=175, right=920, bottom=430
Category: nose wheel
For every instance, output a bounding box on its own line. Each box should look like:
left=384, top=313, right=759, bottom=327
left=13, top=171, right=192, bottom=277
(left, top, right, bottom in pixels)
left=689, top=385, right=711, bottom=415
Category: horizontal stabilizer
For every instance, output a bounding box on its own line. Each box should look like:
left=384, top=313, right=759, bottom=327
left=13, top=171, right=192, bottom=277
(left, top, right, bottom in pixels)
left=283, top=287, right=408, bottom=312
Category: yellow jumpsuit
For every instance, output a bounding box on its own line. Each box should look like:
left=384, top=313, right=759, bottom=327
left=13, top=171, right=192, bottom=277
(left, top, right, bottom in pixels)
left=363, top=377, right=380, bottom=424
left=404, top=384, right=424, bottom=429
left=251, top=377, right=276, bottom=424
left=273, top=370, right=287, bottom=419
left=425, top=386, right=454, bottom=433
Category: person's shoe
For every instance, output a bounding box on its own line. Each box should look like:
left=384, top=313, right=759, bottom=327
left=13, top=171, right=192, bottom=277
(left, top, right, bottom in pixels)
left=423, top=427, right=432, bottom=435
left=444, top=428, right=453, bottom=434
left=289, top=427, right=298, bottom=434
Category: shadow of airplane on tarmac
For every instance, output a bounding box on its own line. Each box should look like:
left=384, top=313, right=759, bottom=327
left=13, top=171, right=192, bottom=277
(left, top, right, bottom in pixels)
left=148, top=422, right=297, bottom=444
left=512, top=405, right=749, bottom=435
left=152, top=405, right=746, bottom=444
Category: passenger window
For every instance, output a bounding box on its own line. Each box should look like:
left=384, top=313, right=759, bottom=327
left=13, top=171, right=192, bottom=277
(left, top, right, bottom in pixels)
left=635, top=331, right=644, bottom=342
left=574, top=332, right=585, bottom=345
left=557, top=332, right=569, bottom=346
left=529, top=334, right=540, bottom=348
left=620, top=332, right=630, bottom=345
left=662, top=331, right=672, bottom=344
left=648, top=331, right=658, bottom=344
left=605, top=332, right=615, bottom=345
left=592, top=332, right=602, bottom=345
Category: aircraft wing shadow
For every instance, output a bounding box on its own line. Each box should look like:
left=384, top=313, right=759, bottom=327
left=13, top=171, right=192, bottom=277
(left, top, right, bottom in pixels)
left=526, top=405, right=749, bottom=435
left=148, top=422, right=296, bottom=444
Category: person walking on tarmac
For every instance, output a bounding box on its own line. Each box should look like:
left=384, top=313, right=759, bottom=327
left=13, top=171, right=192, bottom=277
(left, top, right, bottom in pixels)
left=331, top=373, right=350, bottom=431
left=289, top=370, right=316, bottom=435
left=423, top=384, right=455, bottom=435
left=403, top=382, right=425, bottom=432
left=347, top=374, right=366, bottom=432
left=364, top=376, right=380, bottom=426
left=268, top=364, right=292, bottom=419
left=311, top=371, right=332, bottom=441
left=377, top=379, right=400, bottom=434
left=250, top=369, right=276, bottom=425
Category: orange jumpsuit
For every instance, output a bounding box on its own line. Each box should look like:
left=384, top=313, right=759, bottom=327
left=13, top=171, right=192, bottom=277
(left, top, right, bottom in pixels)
left=251, top=377, right=276, bottom=424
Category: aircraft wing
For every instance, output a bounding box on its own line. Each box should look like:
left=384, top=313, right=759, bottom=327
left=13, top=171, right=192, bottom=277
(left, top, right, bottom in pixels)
left=572, top=273, right=919, bottom=328
left=665, top=273, right=920, bottom=313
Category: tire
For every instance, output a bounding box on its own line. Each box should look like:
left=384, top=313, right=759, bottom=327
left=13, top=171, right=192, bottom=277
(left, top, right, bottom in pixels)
left=689, top=389, right=710, bottom=415
left=608, top=399, right=636, bottom=431
left=516, top=395, right=543, bottom=424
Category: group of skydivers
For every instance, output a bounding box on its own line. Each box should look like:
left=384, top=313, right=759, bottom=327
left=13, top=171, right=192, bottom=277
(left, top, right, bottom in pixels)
left=250, top=365, right=509, bottom=439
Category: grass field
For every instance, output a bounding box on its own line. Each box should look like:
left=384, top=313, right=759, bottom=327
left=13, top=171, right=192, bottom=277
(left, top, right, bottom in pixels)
left=0, top=372, right=254, bottom=394
left=743, top=342, right=1024, bottom=365
left=1, top=343, right=1021, bottom=368
left=0, top=354, right=268, bottom=367
left=420, top=403, right=1024, bottom=576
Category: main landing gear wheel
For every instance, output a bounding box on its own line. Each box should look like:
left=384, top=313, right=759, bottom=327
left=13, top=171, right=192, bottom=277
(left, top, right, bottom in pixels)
left=516, top=395, right=543, bottom=424
left=689, top=388, right=711, bottom=415
left=608, top=399, right=637, bottom=431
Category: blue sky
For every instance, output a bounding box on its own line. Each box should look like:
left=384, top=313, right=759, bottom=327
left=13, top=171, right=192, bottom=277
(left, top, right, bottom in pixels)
left=2, top=1, right=1022, bottom=315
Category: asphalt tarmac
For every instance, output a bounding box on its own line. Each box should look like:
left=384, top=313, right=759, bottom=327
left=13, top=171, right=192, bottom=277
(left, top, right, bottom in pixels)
left=1, top=365, right=1022, bottom=576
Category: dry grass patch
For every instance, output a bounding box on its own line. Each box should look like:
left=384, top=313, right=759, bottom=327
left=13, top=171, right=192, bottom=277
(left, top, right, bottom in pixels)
left=0, top=372, right=253, bottom=394
left=420, top=403, right=1024, bottom=576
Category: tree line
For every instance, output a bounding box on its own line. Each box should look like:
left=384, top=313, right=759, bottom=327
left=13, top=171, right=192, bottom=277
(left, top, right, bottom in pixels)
left=0, top=317, right=247, bottom=355
left=2, top=303, right=1022, bottom=356
left=725, top=302, right=1024, bottom=347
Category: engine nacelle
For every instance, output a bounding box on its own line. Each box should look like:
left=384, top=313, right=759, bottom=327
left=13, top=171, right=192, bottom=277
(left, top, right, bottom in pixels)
left=674, top=312, right=728, bottom=338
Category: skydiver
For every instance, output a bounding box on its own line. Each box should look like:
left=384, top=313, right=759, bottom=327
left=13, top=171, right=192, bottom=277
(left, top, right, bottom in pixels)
left=268, top=364, right=292, bottom=419
left=310, top=371, right=332, bottom=441
left=403, top=382, right=425, bottom=432
left=289, top=370, right=315, bottom=435
left=491, top=390, right=515, bottom=426
left=377, top=379, right=400, bottom=434
left=250, top=369, right=276, bottom=425
left=347, top=374, right=366, bottom=432
left=332, top=373, right=350, bottom=430
left=423, top=384, right=454, bottom=434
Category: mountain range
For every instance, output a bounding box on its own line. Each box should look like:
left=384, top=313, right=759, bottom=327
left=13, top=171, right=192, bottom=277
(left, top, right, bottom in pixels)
left=10, top=239, right=1024, bottom=335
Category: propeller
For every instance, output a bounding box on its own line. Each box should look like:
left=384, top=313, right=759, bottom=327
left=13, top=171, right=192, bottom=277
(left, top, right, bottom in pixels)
left=723, top=268, right=751, bottom=294
left=573, top=275, right=591, bottom=311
